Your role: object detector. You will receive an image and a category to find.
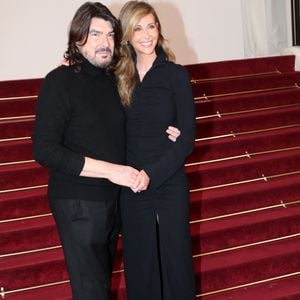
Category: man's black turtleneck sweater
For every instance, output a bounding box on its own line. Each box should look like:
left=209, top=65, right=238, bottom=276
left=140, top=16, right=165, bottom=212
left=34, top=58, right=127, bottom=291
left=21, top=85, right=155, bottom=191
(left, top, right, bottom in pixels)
left=33, top=58, right=126, bottom=200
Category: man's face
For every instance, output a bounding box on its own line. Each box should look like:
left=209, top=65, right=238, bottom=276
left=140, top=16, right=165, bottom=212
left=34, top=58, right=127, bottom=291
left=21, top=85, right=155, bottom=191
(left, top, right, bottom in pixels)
left=79, top=17, right=115, bottom=68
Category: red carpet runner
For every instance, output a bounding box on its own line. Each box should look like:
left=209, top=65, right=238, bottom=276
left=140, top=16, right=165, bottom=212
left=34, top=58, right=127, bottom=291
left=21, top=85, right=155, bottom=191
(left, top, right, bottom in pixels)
left=1, top=55, right=300, bottom=299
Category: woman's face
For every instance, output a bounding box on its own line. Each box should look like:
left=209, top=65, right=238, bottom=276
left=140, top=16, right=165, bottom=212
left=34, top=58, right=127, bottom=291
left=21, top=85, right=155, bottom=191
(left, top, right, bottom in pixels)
left=130, top=13, right=159, bottom=58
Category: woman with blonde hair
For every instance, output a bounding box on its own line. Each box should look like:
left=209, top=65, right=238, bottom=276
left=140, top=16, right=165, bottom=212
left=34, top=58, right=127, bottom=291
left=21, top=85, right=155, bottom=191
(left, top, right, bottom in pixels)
left=116, top=1, right=196, bottom=299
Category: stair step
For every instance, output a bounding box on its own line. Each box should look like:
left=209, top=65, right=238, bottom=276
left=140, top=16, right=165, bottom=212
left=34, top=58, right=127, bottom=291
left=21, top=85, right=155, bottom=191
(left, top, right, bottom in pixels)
left=0, top=97, right=36, bottom=118
left=0, top=187, right=49, bottom=221
left=4, top=201, right=300, bottom=258
left=0, top=78, right=42, bottom=98
left=185, top=55, right=295, bottom=80
left=0, top=139, right=33, bottom=164
left=195, top=88, right=300, bottom=116
left=2, top=57, right=300, bottom=299
left=190, top=172, right=300, bottom=219
left=0, top=118, right=34, bottom=140
left=192, top=72, right=300, bottom=98
left=2, top=272, right=127, bottom=300
left=198, top=235, right=300, bottom=294
left=0, top=247, right=124, bottom=292
left=191, top=204, right=300, bottom=254
left=202, top=273, right=300, bottom=300
left=196, top=105, right=300, bottom=139
left=187, top=148, right=300, bottom=190
left=0, top=248, right=69, bottom=291
left=0, top=215, right=60, bottom=255
left=2, top=282, right=72, bottom=300
left=187, top=125, right=300, bottom=165
left=0, top=214, right=124, bottom=263
left=0, top=162, right=48, bottom=192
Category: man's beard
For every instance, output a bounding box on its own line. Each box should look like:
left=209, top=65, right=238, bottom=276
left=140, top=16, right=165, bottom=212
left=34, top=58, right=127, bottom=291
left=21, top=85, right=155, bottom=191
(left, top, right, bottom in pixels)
left=83, top=47, right=113, bottom=68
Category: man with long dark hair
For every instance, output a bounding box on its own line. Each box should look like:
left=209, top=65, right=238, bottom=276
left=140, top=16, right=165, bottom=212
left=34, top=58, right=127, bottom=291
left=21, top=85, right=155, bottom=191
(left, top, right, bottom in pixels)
left=32, top=2, right=139, bottom=299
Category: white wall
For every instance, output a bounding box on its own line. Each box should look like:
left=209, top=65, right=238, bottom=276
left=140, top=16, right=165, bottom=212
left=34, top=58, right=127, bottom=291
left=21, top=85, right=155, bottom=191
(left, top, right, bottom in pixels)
left=0, top=0, right=245, bottom=81
left=0, top=0, right=291, bottom=81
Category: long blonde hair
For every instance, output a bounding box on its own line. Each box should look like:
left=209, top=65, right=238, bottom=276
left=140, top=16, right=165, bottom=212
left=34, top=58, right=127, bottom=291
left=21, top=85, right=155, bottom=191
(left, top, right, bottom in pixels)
left=115, top=1, right=175, bottom=106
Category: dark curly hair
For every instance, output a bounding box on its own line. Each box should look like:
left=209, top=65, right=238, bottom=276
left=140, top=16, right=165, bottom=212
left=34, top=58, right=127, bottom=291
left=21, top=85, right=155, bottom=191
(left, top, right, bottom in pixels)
left=64, top=2, right=120, bottom=71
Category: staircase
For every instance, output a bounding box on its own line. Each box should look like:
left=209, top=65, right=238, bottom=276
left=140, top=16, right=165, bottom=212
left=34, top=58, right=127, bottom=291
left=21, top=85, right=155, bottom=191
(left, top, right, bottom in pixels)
left=1, top=55, right=300, bottom=299
left=186, top=55, right=300, bottom=299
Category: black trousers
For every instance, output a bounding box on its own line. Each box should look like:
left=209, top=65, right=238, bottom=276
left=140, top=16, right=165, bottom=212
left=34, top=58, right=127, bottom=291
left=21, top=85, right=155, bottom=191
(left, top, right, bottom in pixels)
left=49, top=187, right=120, bottom=300
left=121, top=182, right=196, bottom=300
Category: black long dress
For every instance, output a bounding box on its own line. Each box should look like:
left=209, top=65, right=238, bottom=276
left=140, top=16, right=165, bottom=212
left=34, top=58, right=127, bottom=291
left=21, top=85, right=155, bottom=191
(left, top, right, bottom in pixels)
left=120, top=50, right=196, bottom=300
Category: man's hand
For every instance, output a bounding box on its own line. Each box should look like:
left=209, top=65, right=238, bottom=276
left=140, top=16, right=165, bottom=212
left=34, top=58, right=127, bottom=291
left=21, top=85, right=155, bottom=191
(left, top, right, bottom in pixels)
left=166, top=126, right=180, bottom=142
left=80, top=157, right=140, bottom=188
left=131, top=169, right=150, bottom=193
left=107, top=164, right=139, bottom=188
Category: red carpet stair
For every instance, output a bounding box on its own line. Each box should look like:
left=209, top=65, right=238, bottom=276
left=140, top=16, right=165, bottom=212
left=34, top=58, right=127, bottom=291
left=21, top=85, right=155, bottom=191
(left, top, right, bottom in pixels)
left=1, top=55, right=300, bottom=299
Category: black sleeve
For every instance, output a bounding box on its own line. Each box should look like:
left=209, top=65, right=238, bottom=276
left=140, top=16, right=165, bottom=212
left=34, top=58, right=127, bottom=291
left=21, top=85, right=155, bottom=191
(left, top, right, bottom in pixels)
left=143, top=66, right=195, bottom=189
left=32, top=71, right=85, bottom=175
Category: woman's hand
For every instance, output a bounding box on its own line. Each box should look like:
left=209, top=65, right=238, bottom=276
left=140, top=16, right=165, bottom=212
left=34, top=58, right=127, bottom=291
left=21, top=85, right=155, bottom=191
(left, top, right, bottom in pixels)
left=166, top=126, right=181, bottom=142
left=59, top=58, right=69, bottom=66
left=131, top=169, right=150, bottom=193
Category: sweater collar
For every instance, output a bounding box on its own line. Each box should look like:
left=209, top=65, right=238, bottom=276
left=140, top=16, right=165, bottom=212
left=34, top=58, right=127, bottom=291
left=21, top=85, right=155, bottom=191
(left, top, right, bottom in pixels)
left=80, top=55, right=107, bottom=77
left=151, top=47, right=168, bottom=69
left=134, top=46, right=167, bottom=73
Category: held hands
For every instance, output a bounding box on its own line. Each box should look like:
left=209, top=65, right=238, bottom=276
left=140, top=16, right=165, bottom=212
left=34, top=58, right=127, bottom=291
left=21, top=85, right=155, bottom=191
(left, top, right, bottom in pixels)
left=104, top=125, right=179, bottom=192
left=131, top=169, right=150, bottom=193
left=127, top=126, right=180, bottom=193
left=107, top=164, right=140, bottom=188
left=166, top=126, right=181, bottom=142
left=105, top=163, right=149, bottom=193
left=108, top=165, right=150, bottom=193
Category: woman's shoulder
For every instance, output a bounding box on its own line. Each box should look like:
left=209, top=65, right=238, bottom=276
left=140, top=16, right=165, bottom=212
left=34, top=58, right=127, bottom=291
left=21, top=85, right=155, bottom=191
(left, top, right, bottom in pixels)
left=164, top=60, right=188, bottom=74
left=163, top=61, right=190, bottom=82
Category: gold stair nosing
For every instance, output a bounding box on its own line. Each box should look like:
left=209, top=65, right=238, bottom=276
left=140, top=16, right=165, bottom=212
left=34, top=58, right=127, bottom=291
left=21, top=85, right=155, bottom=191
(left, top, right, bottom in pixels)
left=190, top=176, right=264, bottom=192
left=1, top=124, right=299, bottom=145
left=195, top=133, right=235, bottom=142
left=0, top=245, right=62, bottom=259
left=1, top=235, right=300, bottom=297
left=196, top=123, right=300, bottom=142
left=0, top=184, right=48, bottom=194
left=0, top=280, right=70, bottom=298
left=1, top=170, right=299, bottom=196
left=0, top=159, right=35, bottom=167
left=0, top=115, right=35, bottom=121
left=235, top=124, right=300, bottom=136
left=3, top=199, right=299, bottom=257
left=186, top=152, right=250, bottom=166
left=112, top=269, right=124, bottom=274
left=190, top=69, right=281, bottom=84
left=185, top=146, right=300, bottom=167
left=0, top=213, right=52, bottom=224
left=193, top=232, right=300, bottom=258
left=0, top=136, right=31, bottom=143
left=194, top=84, right=300, bottom=101
left=190, top=171, right=300, bottom=193
left=196, top=102, right=300, bottom=120
left=0, top=95, right=37, bottom=101
left=190, top=199, right=300, bottom=224
left=250, top=145, right=300, bottom=156
left=2, top=271, right=299, bottom=298
left=0, top=269, right=123, bottom=297
left=3, top=101, right=298, bottom=122
left=197, top=271, right=300, bottom=298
